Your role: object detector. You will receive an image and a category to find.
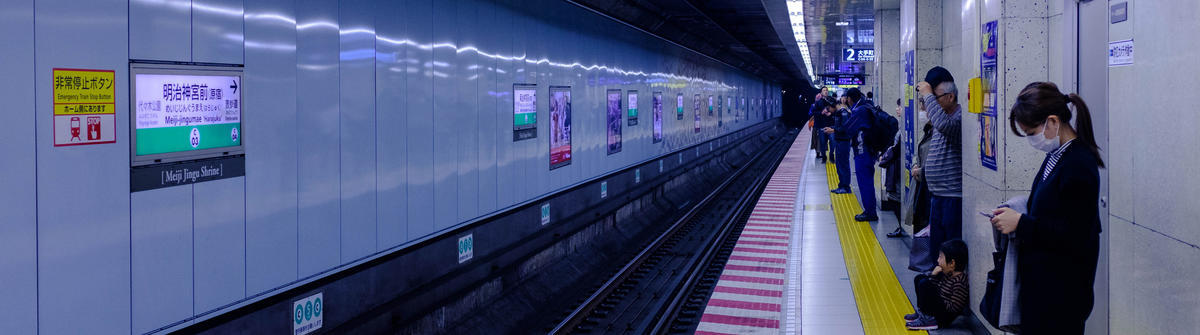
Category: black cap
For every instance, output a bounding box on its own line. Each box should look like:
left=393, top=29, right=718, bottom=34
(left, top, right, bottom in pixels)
left=924, top=66, right=955, bottom=88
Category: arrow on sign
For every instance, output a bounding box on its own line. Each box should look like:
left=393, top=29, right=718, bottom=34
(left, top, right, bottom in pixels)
left=230, top=80, right=238, bottom=94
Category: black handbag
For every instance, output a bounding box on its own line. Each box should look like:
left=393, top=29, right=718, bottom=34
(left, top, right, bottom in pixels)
left=979, top=245, right=1005, bottom=328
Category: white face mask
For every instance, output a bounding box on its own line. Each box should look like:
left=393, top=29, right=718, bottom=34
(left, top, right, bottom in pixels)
left=1027, top=121, right=1061, bottom=153
left=918, top=111, right=929, bottom=124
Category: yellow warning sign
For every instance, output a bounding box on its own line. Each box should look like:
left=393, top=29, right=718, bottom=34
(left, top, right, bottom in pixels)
left=55, top=103, right=115, bottom=115
left=53, top=69, right=116, bottom=105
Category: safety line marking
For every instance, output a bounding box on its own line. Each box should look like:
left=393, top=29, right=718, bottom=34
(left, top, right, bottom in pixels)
left=824, top=158, right=922, bottom=334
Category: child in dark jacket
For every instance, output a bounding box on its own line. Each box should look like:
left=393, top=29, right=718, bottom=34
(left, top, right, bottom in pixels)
left=905, top=239, right=969, bottom=330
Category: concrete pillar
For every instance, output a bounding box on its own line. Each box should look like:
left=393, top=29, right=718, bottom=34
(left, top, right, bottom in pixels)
left=897, top=0, right=941, bottom=229
left=873, top=7, right=900, bottom=112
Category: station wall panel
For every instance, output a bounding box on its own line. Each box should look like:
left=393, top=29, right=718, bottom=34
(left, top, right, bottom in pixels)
left=193, top=177, right=247, bottom=313
left=192, top=0, right=245, bottom=64
left=0, top=0, right=37, bottom=332
left=243, top=0, right=299, bottom=294
left=296, top=0, right=342, bottom=277
left=376, top=0, right=410, bottom=248
left=130, top=0, right=191, bottom=62
left=338, top=0, right=379, bottom=263
left=35, top=0, right=133, bottom=332
left=131, top=186, right=194, bottom=335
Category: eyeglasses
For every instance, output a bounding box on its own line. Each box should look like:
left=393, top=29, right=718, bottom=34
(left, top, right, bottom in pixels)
left=934, top=92, right=953, bottom=99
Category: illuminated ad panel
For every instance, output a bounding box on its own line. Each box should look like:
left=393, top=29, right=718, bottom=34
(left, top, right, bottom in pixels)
left=549, top=86, right=572, bottom=169
left=652, top=92, right=663, bottom=143
left=676, top=93, right=684, bottom=120
left=513, top=83, right=537, bottom=141
left=692, top=94, right=701, bottom=133
left=627, top=90, right=638, bottom=126
left=606, top=89, right=623, bottom=155
left=718, top=95, right=724, bottom=127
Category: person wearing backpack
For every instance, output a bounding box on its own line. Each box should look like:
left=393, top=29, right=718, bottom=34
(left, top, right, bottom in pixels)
left=843, top=88, right=880, bottom=222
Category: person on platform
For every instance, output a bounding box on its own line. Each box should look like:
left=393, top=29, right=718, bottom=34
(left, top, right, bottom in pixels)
left=916, top=66, right=963, bottom=265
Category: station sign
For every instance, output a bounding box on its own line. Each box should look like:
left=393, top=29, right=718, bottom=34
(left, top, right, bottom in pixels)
left=843, top=48, right=875, bottom=62
left=131, top=64, right=244, bottom=166
left=457, top=233, right=474, bottom=263
left=53, top=68, right=117, bottom=147
left=513, top=83, right=537, bottom=141
left=293, top=292, right=324, bottom=335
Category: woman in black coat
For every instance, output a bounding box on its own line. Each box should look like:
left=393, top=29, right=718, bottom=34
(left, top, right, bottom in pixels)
left=990, top=82, right=1104, bottom=335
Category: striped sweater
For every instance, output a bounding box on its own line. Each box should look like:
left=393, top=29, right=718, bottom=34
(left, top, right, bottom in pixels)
left=923, top=94, right=962, bottom=197
left=937, top=271, right=969, bottom=314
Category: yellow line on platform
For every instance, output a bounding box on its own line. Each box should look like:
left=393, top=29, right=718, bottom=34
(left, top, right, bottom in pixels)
left=823, top=159, right=922, bottom=334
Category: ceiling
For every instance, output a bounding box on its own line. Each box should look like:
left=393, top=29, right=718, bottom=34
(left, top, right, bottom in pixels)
left=568, top=0, right=815, bottom=88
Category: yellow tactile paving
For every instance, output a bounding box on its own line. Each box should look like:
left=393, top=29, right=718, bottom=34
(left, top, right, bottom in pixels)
left=824, top=159, right=923, bottom=335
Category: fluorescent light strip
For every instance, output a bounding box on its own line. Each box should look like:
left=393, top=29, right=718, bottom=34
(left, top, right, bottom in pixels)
left=785, top=0, right=816, bottom=83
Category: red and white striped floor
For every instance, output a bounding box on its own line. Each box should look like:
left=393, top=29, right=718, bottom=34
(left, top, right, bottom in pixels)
left=694, top=129, right=810, bottom=335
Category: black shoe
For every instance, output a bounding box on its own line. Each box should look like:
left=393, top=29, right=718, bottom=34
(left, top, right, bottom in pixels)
left=887, top=227, right=905, bottom=238
left=855, top=213, right=878, bottom=222
left=880, top=200, right=900, bottom=211
left=831, top=188, right=851, bottom=194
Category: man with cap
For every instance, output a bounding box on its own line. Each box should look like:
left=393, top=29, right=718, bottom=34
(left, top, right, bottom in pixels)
left=916, top=66, right=963, bottom=266
left=809, top=88, right=835, bottom=163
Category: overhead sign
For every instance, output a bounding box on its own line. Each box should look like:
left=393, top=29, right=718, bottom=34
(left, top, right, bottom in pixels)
left=514, top=84, right=537, bottom=141
left=131, top=64, right=244, bottom=165
left=53, top=68, right=117, bottom=147
left=1108, top=39, right=1133, bottom=66
left=293, top=292, right=324, bottom=335
left=843, top=48, right=875, bottom=62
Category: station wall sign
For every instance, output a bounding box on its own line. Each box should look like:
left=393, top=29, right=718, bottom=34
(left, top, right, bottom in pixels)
left=131, top=63, right=243, bottom=166
left=53, top=68, right=117, bottom=147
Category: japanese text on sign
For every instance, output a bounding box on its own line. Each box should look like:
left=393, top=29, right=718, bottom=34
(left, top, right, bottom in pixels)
left=53, top=68, right=116, bottom=147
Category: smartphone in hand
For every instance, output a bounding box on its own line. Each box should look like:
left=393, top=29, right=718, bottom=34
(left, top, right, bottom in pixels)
left=978, top=211, right=995, bottom=219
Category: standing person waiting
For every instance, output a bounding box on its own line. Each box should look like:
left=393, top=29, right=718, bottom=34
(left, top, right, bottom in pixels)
left=879, top=98, right=905, bottom=235
left=822, top=95, right=853, bottom=195
left=810, top=90, right=834, bottom=163
left=842, top=88, right=879, bottom=221
left=990, top=82, right=1103, bottom=335
left=916, top=66, right=963, bottom=266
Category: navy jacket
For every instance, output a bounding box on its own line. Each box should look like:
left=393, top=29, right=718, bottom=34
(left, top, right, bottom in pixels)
left=1016, top=143, right=1102, bottom=334
left=832, top=99, right=872, bottom=143
left=809, top=102, right=834, bottom=128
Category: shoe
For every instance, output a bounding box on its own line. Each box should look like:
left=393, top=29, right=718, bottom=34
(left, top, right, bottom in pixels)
left=831, top=188, right=852, bottom=194
left=880, top=200, right=900, bottom=211
left=906, top=313, right=939, bottom=330
left=904, top=312, right=921, bottom=321
left=887, top=227, right=905, bottom=238
left=855, top=213, right=878, bottom=222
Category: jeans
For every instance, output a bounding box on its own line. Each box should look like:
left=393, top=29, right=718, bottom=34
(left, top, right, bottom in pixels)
left=927, top=195, right=963, bottom=265
left=833, top=140, right=852, bottom=189
left=816, top=131, right=832, bottom=158
left=853, top=152, right=878, bottom=216
left=915, top=274, right=956, bottom=325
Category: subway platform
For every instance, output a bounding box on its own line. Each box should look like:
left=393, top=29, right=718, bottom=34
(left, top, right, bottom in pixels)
left=695, top=129, right=988, bottom=334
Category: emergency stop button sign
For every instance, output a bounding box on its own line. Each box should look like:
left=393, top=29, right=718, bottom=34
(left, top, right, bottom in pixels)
left=53, top=68, right=117, bottom=147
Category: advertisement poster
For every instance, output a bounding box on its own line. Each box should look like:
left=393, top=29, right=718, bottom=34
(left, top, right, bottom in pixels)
left=980, top=20, right=999, bottom=170
left=676, top=93, right=684, bottom=120
left=133, top=73, right=241, bottom=156
left=513, top=84, right=537, bottom=141
left=902, top=49, right=916, bottom=191
left=708, top=95, right=714, bottom=116
left=741, top=97, right=746, bottom=120
left=726, top=96, right=732, bottom=123
left=549, top=86, right=572, bottom=169
left=717, top=95, right=724, bottom=127
left=693, top=94, right=701, bottom=133
left=627, top=90, right=639, bottom=126
left=607, top=89, right=623, bottom=155
left=653, top=92, right=664, bottom=143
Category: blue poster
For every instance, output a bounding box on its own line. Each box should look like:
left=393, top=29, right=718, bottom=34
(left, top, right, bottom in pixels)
left=903, top=49, right=916, bottom=192
left=980, top=20, right=999, bottom=170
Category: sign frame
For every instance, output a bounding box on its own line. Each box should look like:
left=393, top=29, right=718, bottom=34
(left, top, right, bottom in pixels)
left=129, top=63, right=245, bottom=166
left=513, top=83, right=538, bottom=141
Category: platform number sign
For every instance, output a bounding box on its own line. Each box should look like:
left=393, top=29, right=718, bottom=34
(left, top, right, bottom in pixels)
left=540, top=203, right=551, bottom=225
left=189, top=127, right=201, bottom=148
left=457, top=234, right=474, bottom=263
left=293, top=292, right=323, bottom=335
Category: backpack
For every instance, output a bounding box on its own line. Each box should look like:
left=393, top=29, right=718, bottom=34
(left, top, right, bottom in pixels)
left=864, top=102, right=899, bottom=155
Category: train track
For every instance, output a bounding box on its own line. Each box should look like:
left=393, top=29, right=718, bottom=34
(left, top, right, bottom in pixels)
left=548, top=129, right=798, bottom=334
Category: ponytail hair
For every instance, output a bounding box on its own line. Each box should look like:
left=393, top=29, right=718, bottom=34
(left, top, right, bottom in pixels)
left=1009, top=82, right=1105, bottom=168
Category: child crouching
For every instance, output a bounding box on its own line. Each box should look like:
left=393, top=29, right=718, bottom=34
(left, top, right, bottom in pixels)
left=905, top=239, right=969, bottom=330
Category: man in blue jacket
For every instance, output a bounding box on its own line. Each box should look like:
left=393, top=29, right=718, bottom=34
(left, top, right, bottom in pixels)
left=843, top=88, right=879, bottom=221
left=822, top=95, right=853, bottom=194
